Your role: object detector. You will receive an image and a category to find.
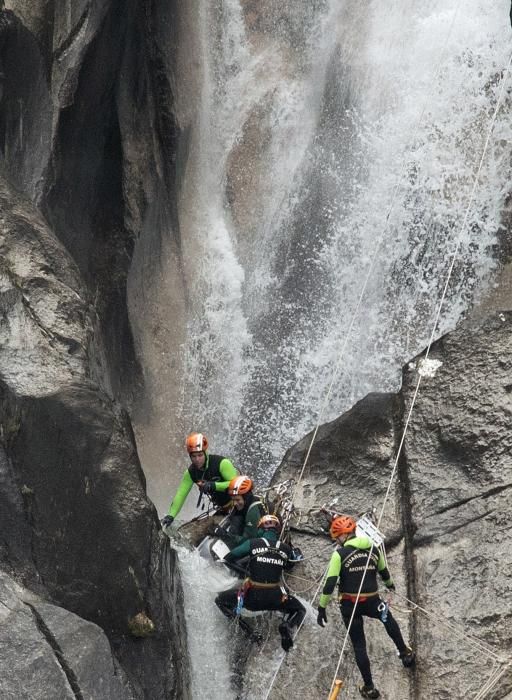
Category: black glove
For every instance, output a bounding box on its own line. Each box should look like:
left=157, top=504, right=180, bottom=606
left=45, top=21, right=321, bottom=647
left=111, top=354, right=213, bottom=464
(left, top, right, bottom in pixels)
left=213, top=525, right=229, bottom=540
left=386, top=582, right=396, bottom=592
left=161, top=515, right=174, bottom=528
left=317, top=607, right=328, bottom=627
left=199, top=481, right=216, bottom=495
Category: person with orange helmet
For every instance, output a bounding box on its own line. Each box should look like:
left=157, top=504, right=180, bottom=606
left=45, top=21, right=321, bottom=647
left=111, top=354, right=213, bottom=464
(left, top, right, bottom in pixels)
left=212, top=475, right=266, bottom=549
left=215, top=513, right=305, bottom=651
left=161, top=432, right=238, bottom=527
left=317, top=515, right=415, bottom=699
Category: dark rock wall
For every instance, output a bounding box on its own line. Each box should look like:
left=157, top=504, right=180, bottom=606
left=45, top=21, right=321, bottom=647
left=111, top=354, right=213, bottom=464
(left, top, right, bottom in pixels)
left=0, top=0, right=181, bottom=406
left=0, top=2, right=188, bottom=697
left=248, top=309, right=512, bottom=699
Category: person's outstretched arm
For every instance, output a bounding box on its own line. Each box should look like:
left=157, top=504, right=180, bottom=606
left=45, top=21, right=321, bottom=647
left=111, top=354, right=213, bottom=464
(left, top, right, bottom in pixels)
left=168, top=470, right=194, bottom=518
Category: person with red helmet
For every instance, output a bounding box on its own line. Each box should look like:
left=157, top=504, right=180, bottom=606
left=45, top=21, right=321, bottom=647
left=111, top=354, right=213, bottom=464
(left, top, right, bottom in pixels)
left=317, top=515, right=415, bottom=699
left=212, top=476, right=266, bottom=549
left=215, top=513, right=305, bottom=651
left=161, top=432, right=238, bottom=527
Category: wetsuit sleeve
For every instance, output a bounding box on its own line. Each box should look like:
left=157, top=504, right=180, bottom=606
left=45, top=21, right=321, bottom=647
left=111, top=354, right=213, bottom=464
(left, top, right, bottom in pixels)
left=229, top=502, right=264, bottom=545
left=226, top=538, right=251, bottom=561
left=319, top=551, right=342, bottom=608
left=213, top=458, right=238, bottom=492
left=377, top=549, right=393, bottom=587
left=168, top=470, right=194, bottom=518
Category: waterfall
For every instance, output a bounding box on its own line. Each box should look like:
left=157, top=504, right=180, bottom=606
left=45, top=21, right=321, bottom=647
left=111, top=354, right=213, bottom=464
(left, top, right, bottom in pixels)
left=143, top=0, right=511, bottom=487
left=127, top=1, right=511, bottom=697
left=176, top=546, right=238, bottom=699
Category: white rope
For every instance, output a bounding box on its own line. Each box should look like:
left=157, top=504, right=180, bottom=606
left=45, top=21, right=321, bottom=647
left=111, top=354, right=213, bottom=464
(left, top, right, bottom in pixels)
left=473, top=660, right=512, bottom=700
left=393, top=592, right=505, bottom=663
left=262, top=565, right=329, bottom=700
left=327, top=44, right=512, bottom=700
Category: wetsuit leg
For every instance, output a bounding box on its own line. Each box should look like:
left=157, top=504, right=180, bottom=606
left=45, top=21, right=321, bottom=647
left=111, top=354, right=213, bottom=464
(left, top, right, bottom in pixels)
left=281, top=595, right=306, bottom=629
left=215, top=586, right=253, bottom=635
left=360, top=598, right=408, bottom=655
left=341, top=602, right=373, bottom=687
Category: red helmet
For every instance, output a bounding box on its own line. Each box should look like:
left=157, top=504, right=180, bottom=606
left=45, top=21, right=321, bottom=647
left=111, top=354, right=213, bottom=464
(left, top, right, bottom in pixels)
left=330, top=515, right=356, bottom=539
left=258, top=514, right=281, bottom=530
left=228, top=476, right=253, bottom=496
left=185, top=432, right=208, bottom=454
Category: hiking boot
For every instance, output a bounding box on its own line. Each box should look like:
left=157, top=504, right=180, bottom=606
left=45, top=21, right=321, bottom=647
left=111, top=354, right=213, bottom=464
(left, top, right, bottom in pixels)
left=278, top=622, right=294, bottom=652
left=359, top=685, right=380, bottom=699
left=400, top=646, right=416, bottom=668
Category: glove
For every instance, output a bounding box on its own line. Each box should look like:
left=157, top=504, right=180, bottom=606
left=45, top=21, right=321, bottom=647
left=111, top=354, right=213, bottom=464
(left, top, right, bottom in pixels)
left=199, top=481, right=216, bottom=495
left=213, top=525, right=229, bottom=540
left=161, top=515, right=174, bottom=528
left=317, top=607, right=328, bottom=627
left=386, top=582, right=396, bottom=592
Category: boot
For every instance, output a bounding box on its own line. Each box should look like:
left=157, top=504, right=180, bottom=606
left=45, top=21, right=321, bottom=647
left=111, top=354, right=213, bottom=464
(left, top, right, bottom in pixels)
left=359, top=685, right=380, bottom=699
left=400, top=646, right=416, bottom=668
left=278, top=622, right=294, bottom=651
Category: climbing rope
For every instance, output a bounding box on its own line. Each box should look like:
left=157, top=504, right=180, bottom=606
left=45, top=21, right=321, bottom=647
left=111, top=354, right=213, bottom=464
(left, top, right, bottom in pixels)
left=393, top=592, right=505, bottom=663
left=473, top=660, right=512, bottom=700
left=327, top=45, right=512, bottom=698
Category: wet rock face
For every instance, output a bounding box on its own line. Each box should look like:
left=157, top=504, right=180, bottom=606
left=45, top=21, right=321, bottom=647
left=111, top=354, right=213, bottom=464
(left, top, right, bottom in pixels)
left=402, top=312, right=512, bottom=699
left=0, top=175, right=186, bottom=696
left=0, top=570, right=133, bottom=700
left=242, top=312, right=512, bottom=699
left=0, top=0, right=180, bottom=405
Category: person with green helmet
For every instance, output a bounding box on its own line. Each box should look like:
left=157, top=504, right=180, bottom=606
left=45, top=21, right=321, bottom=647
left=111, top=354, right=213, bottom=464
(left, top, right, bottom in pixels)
left=161, top=432, right=238, bottom=527
left=317, top=515, right=415, bottom=700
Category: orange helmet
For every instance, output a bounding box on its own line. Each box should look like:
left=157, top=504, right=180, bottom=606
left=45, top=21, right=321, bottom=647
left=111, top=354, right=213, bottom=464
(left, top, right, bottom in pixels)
left=258, top=514, right=281, bottom=530
left=185, top=432, right=208, bottom=454
left=330, top=515, right=356, bottom=539
left=228, top=475, right=253, bottom=496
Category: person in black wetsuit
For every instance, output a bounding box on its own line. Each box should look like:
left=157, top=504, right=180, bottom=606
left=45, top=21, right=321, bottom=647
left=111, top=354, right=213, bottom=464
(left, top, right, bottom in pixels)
left=161, top=432, right=238, bottom=528
left=317, top=515, right=415, bottom=700
left=215, top=514, right=306, bottom=651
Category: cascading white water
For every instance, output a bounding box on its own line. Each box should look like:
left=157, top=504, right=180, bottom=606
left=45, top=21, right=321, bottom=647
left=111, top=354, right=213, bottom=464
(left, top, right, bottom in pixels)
left=176, top=546, right=238, bottom=699
left=173, top=0, right=511, bottom=481
left=129, top=1, right=511, bottom=697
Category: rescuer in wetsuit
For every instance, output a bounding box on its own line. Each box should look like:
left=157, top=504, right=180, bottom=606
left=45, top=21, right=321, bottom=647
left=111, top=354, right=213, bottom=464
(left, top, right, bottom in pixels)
left=317, top=515, right=415, bottom=699
left=161, top=432, right=238, bottom=528
left=215, top=514, right=306, bottom=651
left=212, top=475, right=266, bottom=550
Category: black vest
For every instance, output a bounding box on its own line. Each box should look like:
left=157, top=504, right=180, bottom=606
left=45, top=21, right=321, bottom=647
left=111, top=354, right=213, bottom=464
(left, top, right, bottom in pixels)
left=336, top=544, right=380, bottom=595
left=248, top=537, right=291, bottom=584
left=188, top=454, right=231, bottom=508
